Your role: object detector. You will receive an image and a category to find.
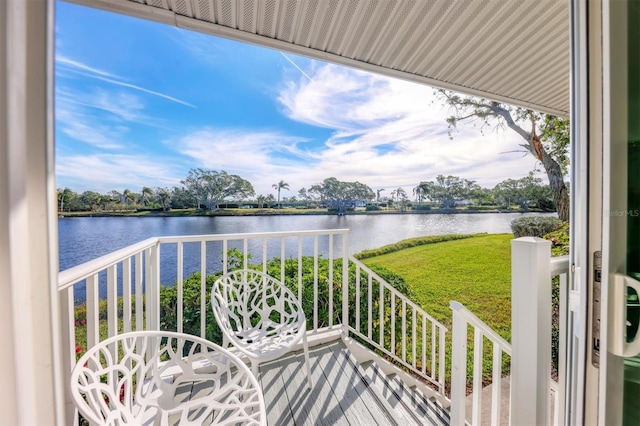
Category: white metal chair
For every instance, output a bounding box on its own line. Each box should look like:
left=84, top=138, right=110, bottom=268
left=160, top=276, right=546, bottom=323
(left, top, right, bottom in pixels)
left=211, top=269, right=312, bottom=388
left=70, top=330, right=266, bottom=426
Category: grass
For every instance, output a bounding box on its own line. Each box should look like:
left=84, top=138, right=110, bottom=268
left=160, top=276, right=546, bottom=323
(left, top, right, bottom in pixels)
left=361, top=233, right=513, bottom=391
left=361, top=233, right=512, bottom=338
left=354, top=233, right=482, bottom=260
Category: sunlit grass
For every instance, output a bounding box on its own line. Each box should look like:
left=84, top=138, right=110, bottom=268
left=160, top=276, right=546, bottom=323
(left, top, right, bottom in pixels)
left=361, top=233, right=512, bottom=338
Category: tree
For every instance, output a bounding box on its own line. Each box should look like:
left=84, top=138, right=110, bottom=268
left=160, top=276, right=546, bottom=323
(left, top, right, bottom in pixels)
left=256, top=194, right=267, bottom=209
left=57, top=187, right=76, bottom=212
left=141, top=187, right=154, bottom=206
left=439, top=91, right=570, bottom=221
left=272, top=180, right=290, bottom=209
left=298, top=188, right=309, bottom=202
left=413, top=182, right=432, bottom=205
left=170, top=186, right=198, bottom=209
left=81, top=191, right=102, bottom=212
left=376, top=188, right=385, bottom=202
left=308, top=177, right=375, bottom=214
left=122, top=189, right=137, bottom=209
left=155, top=187, right=172, bottom=212
left=182, top=169, right=255, bottom=211
left=493, top=173, right=553, bottom=210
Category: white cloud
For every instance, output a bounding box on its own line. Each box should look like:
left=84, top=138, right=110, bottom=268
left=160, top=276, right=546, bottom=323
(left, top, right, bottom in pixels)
left=56, top=99, right=128, bottom=150
left=56, top=153, right=183, bottom=192
left=275, top=63, right=540, bottom=194
left=55, top=54, right=196, bottom=108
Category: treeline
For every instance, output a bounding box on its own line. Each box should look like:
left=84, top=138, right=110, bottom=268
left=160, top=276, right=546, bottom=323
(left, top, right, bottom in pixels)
left=57, top=169, right=557, bottom=213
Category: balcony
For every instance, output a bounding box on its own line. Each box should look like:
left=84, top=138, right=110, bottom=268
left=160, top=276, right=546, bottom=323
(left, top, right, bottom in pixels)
left=58, top=229, right=568, bottom=425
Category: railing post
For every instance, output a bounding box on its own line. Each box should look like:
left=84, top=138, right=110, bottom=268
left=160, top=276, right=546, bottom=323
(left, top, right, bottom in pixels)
left=450, top=301, right=468, bottom=426
left=145, top=243, right=161, bottom=332
left=342, top=232, right=349, bottom=337
left=511, top=237, right=552, bottom=425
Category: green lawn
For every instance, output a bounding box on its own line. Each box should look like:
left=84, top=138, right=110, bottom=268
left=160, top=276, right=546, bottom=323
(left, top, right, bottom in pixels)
left=361, top=233, right=513, bottom=341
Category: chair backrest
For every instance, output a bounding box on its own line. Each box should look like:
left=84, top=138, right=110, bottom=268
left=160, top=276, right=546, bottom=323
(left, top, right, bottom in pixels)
left=211, top=270, right=305, bottom=341
left=70, top=330, right=265, bottom=425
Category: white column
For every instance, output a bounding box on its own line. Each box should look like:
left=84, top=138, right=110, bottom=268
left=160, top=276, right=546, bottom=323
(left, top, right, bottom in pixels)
left=511, top=237, right=552, bottom=425
left=0, top=0, right=61, bottom=424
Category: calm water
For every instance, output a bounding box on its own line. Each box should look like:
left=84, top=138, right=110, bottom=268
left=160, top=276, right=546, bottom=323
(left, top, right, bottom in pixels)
left=59, top=212, right=553, bottom=272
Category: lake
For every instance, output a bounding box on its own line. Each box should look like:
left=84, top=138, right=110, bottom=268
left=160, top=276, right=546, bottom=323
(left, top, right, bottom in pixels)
left=58, top=212, right=553, bottom=272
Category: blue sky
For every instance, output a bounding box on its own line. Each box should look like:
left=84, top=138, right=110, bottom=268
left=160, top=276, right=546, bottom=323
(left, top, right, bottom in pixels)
left=55, top=1, right=539, bottom=197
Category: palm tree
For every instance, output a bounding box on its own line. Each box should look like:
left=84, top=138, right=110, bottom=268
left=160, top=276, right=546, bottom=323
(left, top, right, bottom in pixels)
left=256, top=194, right=266, bottom=209
left=141, top=187, right=154, bottom=206
left=272, top=180, right=290, bottom=209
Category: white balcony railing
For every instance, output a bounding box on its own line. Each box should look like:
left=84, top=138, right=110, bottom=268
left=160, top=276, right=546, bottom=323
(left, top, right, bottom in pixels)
left=58, top=229, right=449, bottom=423
left=346, top=257, right=447, bottom=393
left=449, top=237, right=570, bottom=426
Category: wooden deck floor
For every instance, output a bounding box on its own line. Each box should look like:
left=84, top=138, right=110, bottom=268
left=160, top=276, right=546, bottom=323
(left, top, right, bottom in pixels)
left=257, top=340, right=449, bottom=426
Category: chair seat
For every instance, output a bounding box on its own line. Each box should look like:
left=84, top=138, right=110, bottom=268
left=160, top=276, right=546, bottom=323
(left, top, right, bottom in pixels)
left=70, top=331, right=266, bottom=426
left=232, top=321, right=305, bottom=361
left=211, top=270, right=313, bottom=388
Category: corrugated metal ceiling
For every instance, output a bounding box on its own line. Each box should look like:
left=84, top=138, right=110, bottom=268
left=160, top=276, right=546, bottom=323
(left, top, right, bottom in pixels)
left=72, top=0, right=570, bottom=116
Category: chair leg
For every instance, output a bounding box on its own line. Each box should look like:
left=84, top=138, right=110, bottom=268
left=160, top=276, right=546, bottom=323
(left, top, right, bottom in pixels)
left=302, top=333, right=313, bottom=389
left=251, top=360, right=259, bottom=379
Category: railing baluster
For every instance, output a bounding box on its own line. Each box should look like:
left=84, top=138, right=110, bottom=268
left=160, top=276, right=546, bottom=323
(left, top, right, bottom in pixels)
left=329, top=234, right=333, bottom=327
left=222, top=240, right=228, bottom=274
left=422, top=314, right=427, bottom=374
left=86, top=274, right=99, bottom=349
left=135, top=252, right=142, bottom=331
left=313, top=235, right=318, bottom=332
left=391, top=293, right=395, bottom=355
left=177, top=242, right=183, bottom=334
left=107, top=265, right=117, bottom=338
left=439, top=326, right=445, bottom=390
left=262, top=238, right=267, bottom=274
left=244, top=238, right=249, bottom=271
left=450, top=309, right=468, bottom=426
left=402, top=300, right=406, bottom=361
left=123, top=258, right=132, bottom=333
left=355, top=269, right=361, bottom=333
left=472, top=329, right=483, bottom=425
left=431, top=322, right=436, bottom=379
left=379, top=281, right=384, bottom=347
left=280, top=237, right=285, bottom=284
left=145, top=248, right=152, bottom=331
left=367, top=274, right=372, bottom=339
left=491, top=343, right=503, bottom=425
left=150, top=243, right=160, bottom=331
left=342, top=232, right=349, bottom=337
left=297, top=237, right=303, bottom=303
left=200, top=241, right=206, bottom=338
left=412, top=307, right=416, bottom=368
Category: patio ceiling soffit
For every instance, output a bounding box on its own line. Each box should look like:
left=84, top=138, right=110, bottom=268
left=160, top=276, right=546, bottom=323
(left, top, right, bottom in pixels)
left=70, top=0, right=570, bottom=117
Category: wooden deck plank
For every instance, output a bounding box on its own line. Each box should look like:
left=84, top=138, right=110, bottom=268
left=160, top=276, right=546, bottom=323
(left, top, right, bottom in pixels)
left=323, top=347, right=386, bottom=426
left=277, top=344, right=349, bottom=426
left=259, top=356, right=295, bottom=426
left=358, top=362, right=423, bottom=425
left=257, top=339, right=450, bottom=426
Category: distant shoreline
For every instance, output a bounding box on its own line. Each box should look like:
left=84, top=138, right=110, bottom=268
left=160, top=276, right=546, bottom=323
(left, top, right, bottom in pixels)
left=58, top=208, right=555, bottom=218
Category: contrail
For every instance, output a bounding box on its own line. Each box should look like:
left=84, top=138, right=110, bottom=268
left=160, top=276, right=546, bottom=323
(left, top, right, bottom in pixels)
left=280, top=52, right=313, bottom=81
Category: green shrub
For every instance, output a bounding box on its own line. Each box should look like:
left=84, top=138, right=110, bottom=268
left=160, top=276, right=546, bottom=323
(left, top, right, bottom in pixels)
left=354, top=234, right=480, bottom=260
left=543, top=222, right=570, bottom=256
left=414, top=204, right=432, bottom=211
left=156, top=254, right=415, bottom=349
left=365, top=204, right=380, bottom=211
left=510, top=216, right=563, bottom=238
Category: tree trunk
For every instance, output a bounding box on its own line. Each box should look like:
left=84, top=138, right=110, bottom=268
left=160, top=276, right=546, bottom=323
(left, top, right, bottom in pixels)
left=540, top=150, right=570, bottom=222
